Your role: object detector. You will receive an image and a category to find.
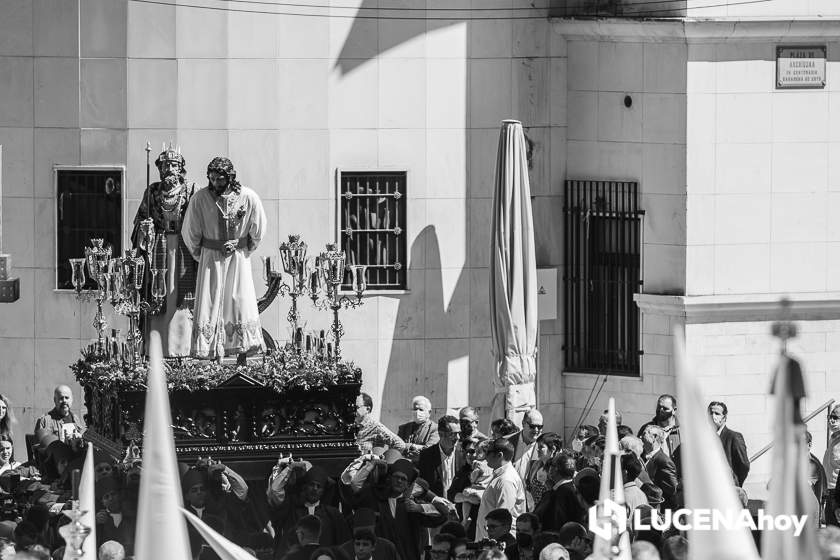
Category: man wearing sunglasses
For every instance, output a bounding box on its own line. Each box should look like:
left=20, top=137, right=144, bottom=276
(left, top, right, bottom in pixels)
left=508, top=409, right=544, bottom=484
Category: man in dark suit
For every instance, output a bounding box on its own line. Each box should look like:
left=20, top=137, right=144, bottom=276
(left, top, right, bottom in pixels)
left=267, top=462, right=351, bottom=555
left=343, top=458, right=446, bottom=560
left=640, top=425, right=678, bottom=510
left=534, top=452, right=587, bottom=531
left=418, top=415, right=466, bottom=500
left=708, top=401, right=750, bottom=487
left=398, top=396, right=440, bottom=461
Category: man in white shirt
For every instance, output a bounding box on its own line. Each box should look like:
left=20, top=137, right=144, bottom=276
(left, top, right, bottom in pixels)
left=475, top=438, right=526, bottom=541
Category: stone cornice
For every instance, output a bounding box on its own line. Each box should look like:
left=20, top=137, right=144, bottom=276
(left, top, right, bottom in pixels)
left=550, top=18, right=840, bottom=43
left=634, top=292, right=840, bottom=324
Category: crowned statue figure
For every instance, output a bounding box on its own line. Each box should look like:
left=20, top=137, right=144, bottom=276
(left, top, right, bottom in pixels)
left=131, top=145, right=197, bottom=357
left=181, top=157, right=267, bottom=361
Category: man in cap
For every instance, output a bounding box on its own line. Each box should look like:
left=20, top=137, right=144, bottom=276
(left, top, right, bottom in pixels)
left=181, top=156, right=268, bottom=361
left=335, top=508, right=400, bottom=560
left=131, top=143, right=197, bottom=357
left=267, top=458, right=350, bottom=554
left=343, top=456, right=447, bottom=560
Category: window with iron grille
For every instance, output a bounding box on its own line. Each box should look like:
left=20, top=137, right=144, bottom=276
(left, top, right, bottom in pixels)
left=338, top=171, right=407, bottom=291
left=563, top=180, right=643, bottom=376
left=55, top=168, right=123, bottom=290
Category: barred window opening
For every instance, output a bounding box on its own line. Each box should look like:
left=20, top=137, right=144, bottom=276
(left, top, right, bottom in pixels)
left=338, top=171, right=407, bottom=291
left=563, top=180, right=643, bottom=376
left=56, top=168, right=123, bottom=290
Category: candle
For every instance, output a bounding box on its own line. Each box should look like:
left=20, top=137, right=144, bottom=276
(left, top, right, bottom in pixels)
left=71, top=469, right=81, bottom=501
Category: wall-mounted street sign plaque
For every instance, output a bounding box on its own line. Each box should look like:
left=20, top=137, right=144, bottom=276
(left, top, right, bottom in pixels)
left=776, top=46, right=826, bottom=89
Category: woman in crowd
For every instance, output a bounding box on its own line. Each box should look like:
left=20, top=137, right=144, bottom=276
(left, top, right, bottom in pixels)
left=526, top=433, right=562, bottom=508
left=0, top=394, right=13, bottom=440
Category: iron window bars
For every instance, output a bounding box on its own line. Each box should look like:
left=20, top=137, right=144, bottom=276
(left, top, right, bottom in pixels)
left=338, top=171, right=407, bottom=291
left=563, top=180, right=643, bottom=376
left=56, top=168, right=123, bottom=290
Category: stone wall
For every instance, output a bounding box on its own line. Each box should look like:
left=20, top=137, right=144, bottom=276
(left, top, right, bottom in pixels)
left=0, top=0, right=568, bottom=459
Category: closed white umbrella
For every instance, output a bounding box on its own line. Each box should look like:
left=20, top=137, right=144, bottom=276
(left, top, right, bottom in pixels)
left=489, top=120, right=539, bottom=425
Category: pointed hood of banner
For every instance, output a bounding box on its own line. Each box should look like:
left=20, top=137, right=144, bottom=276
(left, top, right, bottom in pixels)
left=62, top=443, right=97, bottom=560
left=182, top=508, right=255, bottom=560
left=135, top=331, right=192, bottom=560
left=674, top=330, right=760, bottom=560
left=762, top=352, right=821, bottom=560
left=590, top=397, right=631, bottom=560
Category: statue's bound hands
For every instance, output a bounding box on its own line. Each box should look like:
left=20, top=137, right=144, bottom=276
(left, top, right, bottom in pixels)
left=223, top=240, right=238, bottom=254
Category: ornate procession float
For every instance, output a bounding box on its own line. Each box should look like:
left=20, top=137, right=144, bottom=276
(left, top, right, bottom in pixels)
left=67, top=146, right=370, bottom=476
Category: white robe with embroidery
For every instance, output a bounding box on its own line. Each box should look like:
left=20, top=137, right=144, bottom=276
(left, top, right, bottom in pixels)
left=181, top=185, right=267, bottom=359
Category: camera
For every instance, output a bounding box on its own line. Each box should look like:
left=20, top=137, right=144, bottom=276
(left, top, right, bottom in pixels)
left=0, top=474, right=20, bottom=522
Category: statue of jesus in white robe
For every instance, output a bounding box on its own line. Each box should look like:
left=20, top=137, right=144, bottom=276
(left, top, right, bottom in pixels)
left=181, top=157, right=267, bottom=360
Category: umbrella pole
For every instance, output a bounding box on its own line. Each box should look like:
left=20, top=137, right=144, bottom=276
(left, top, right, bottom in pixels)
left=535, top=321, right=540, bottom=410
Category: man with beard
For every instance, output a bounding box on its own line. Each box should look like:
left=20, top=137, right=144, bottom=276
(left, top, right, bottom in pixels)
left=181, top=157, right=267, bottom=361
left=637, top=394, right=681, bottom=459
left=34, top=385, right=84, bottom=441
left=131, top=145, right=197, bottom=357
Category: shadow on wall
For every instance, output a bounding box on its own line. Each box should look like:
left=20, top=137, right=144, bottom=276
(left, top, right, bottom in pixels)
left=334, top=4, right=479, bottom=425
left=333, top=0, right=462, bottom=76
left=379, top=225, right=476, bottom=427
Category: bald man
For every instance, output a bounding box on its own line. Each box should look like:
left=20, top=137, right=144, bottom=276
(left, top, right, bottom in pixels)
left=34, top=385, right=85, bottom=441
left=508, top=409, right=544, bottom=484
left=397, top=396, right=440, bottom=459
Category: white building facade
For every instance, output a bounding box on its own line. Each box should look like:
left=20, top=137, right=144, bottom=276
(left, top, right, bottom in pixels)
left=0, top=0, right=838, bottom=495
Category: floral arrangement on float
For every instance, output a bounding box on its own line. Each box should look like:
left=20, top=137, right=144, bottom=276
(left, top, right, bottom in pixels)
left=71, top=342, right=362, bottom=395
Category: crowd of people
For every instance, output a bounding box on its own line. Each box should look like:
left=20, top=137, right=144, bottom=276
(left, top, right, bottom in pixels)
left=3, top=388, right=840, bottom=560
